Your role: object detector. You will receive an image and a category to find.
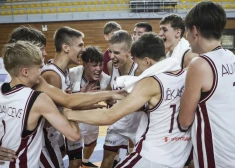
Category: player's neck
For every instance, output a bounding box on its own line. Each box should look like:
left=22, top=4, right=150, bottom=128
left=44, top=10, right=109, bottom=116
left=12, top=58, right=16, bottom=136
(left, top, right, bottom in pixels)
left=119, top=57, right=134, bottom=75
left=168, top=38, right=180, bottom=54
left=197, top=38, right=221, bottom=54
left=53, top=53, right=70, bottom=72
left=10, top=77, right=31, bottom=88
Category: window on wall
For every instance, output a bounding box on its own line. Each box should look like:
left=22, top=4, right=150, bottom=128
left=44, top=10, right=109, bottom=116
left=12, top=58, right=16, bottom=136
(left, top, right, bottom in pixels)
left=222, top=29, right=235, bottom=50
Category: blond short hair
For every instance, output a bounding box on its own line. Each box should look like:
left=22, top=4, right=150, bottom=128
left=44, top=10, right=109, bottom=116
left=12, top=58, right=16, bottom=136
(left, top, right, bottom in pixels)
left=2, top=41, right=42, bottom=76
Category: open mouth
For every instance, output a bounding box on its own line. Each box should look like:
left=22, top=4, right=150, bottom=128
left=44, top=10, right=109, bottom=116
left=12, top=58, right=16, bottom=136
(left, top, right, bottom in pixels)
left=112, top=60, right=119, bottom=67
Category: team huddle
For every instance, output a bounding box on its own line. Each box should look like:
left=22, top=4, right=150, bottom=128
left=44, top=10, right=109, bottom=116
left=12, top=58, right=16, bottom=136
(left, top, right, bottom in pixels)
left=0, top=1, right=235, bottom=168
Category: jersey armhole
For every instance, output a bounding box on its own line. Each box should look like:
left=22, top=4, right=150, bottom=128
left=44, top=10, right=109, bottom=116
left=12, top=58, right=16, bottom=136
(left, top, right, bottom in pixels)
left=146, top=76, right=164, bottom=112
left=22, top=91, right=42, bottom=138
left=198, top=56, right=218, bottom=103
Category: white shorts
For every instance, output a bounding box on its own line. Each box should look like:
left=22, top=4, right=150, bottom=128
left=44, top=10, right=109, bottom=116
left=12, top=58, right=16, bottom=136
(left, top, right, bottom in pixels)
left=103, top=129, right=136, bottom=152
left=116, top=152, right=169, bottom=168
left=80, top=123, right=99, bottom=146
left=66, top=123, right=99, bottom=154
left=65, top=138, right=83, bottom=155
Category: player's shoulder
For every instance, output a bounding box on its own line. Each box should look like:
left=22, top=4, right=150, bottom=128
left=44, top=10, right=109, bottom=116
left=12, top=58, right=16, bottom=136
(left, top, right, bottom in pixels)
left=183, top=50, right=199, bottom=68
left=135, top=77, right=161, bottom=95
left=188, top=56, right=211, bottom=70
left=33, top=92, right=52, bottom=108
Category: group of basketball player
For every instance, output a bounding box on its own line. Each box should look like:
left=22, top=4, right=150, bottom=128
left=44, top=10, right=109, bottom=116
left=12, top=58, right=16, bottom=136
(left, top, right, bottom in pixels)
left=0, top=1, right=235, bottom=168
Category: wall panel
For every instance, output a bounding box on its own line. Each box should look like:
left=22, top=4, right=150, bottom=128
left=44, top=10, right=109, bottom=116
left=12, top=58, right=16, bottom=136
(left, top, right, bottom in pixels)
left=0, top=19, right=234, bottom=64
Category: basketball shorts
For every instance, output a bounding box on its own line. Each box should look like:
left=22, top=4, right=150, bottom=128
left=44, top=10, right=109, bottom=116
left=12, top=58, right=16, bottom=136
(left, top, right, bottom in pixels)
left=103, top=129, right=136, bottom=152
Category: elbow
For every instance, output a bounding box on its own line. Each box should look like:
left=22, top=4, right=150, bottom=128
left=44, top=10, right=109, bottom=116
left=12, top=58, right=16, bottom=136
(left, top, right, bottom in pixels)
left=105, top=115, right=117, bottom=125
left=67, top=132, right=81, bottom=142
left=178, top=118, right=193, bottom=131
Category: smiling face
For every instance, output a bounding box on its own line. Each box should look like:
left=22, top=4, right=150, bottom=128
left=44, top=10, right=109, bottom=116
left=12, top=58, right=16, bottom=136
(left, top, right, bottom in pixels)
left=159, top=23, right=181, bottom=52
left=83, top=61, right=103, bottom=81
left=108, top=42, right=130, bottom=69
left=68, top=37, right=85, bottom=65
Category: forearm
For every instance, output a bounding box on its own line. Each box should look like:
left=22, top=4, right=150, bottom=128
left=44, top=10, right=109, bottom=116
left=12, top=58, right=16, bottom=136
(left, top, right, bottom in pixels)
left=65, top=91, right=113, bottom=109
left=34, top=77, right=113, bottom=109
left=65, top=109, right=116, bottom=126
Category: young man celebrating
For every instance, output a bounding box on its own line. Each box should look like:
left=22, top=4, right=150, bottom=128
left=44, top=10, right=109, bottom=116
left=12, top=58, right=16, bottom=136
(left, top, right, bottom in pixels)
left=103, top=21, right=122, bottom=75
left=179, top=2, right=235, bottom=167
left=41, top=26, right=85, bottom=168
left=0, top=41, right=80, bottom=168
left=69, top=46, right=110, bottom=168
left=63, top=32, right=192, bottom=168
left=159, top=14, right=197, bottom=69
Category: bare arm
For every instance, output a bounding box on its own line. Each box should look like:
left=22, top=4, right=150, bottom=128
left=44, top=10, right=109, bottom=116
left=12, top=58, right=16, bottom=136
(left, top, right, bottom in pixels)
left=41, top=71, right=62, bottom=89
left=33, top=76, right=124, bottom=109
left=183, top=50, right=199, bottom=68
left=31, top=93, right=81, bottom=142
left=179, top=57, right=213, bottom=128
left=63, top=77, right=161, bottom=126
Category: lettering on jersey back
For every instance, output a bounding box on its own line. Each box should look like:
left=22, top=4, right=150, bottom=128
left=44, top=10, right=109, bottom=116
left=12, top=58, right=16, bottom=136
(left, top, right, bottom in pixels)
left=165, top=86, right=184, bottom=101
left=222, top=63, right=235, bottom=76
left=0, top=105, right=23, bottom=118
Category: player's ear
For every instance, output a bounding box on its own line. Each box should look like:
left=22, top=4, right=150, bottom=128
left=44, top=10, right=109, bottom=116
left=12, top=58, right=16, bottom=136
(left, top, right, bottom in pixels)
left=176, top=29, right=182, bottom=38
left=192, top=26, right=199, bottom=39
left=104, top=34, right=109, bottom=41
left=21, top=67, right=29, bottom=77
left=62, top=43, right=69, bottom=53
left=144, top=57, right=150, bottom=66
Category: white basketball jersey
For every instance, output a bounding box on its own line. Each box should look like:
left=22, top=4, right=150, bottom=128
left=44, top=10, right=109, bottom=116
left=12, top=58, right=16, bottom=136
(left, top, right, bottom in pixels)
left=41, top=59, right=71, bottom=92
left=192, top=46, right=235, bottom=168
left=69, top=65, right=110, bottom=134
left=41, top=59, right=69, bottom=168
left=109, top=62, right=142, bottom=138
left=0, top=83, right=44, bottom=168
left=135, top=70, right=192, bottom=167
left=69, top=65, right=110, bottom=92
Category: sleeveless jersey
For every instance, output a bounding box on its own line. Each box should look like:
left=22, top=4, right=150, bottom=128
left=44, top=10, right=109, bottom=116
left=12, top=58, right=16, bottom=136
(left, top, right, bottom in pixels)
left=192, top=46, right=235, bottom=168
left=109, top=62, right=142, bottom=138
left=135, top=70, right=192, bottom=167
left=0, top=83, right=44, bottom=168
left=69, top=65, right=110, bottom=92
left=41, top=59, right=70, bottom=168
left=69, top=66, right=110, bottom=134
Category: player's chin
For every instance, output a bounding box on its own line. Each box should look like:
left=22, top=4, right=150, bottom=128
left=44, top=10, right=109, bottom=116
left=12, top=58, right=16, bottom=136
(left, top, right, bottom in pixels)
left=71, top=59, right=80, bottom=65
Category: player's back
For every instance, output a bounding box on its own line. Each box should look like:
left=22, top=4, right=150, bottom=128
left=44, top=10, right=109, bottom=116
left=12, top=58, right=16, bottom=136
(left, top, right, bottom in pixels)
left=136, top=70, right=192, bottom=167
left=0, top=83, right=44, bottom=167
left=192, top=47, right=235, bottom=168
